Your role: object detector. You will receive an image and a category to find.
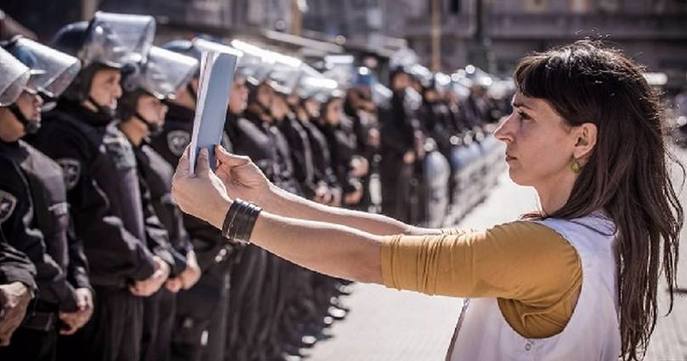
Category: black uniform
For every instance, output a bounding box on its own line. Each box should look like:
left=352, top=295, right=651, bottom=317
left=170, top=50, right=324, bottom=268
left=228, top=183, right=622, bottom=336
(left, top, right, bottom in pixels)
left=344, top=98, right=379, bottom=210
left=276, top=113, right=317, bottom=198
left=379, top=89, right=423, bottom=223
left=133, top=140, right=190, bottom=361
left=150, top=103, right=236, bottom=361
left=0, top=139, right=91, bottom=361
left=26, top=100, right=160, bottom=361
left=0, top=231, right=37, bottom=291
left=301, top=116, right=340, bottom=191
left=225, top=109, right=314, bottom=361
left=319, top=117, right=362, bottom=206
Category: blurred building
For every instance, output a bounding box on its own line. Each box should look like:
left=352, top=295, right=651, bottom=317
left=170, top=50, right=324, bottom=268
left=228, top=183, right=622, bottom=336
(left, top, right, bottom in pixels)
left=3, top=0, right=686, bottom=83
left=305, top=0, right=687, bottom=80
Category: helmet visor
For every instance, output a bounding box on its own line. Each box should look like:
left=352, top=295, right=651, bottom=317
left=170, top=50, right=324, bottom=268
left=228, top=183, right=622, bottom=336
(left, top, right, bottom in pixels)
left=81, top=12, right=155, bottom=68
left=0, top=47, right=31, bottom=106
left=139, top=46, right=199, bottom=99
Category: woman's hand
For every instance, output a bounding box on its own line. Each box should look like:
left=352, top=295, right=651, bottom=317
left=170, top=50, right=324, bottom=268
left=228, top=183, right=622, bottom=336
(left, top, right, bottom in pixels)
left=172, top=147, right=232, bottom=228
left=214, top=145, right=272, bottom=207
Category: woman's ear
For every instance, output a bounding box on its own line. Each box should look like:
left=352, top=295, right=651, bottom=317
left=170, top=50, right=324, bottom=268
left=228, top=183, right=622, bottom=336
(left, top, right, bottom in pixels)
left=573, top=122, right=598, bottom=160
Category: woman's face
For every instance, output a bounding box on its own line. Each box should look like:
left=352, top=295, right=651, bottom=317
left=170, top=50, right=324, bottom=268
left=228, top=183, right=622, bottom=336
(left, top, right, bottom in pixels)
left=89, top=68, right=122, bottom=110
left=137, top=94, right=168, bottom=126
left=494, top=92, right=578, bottom=187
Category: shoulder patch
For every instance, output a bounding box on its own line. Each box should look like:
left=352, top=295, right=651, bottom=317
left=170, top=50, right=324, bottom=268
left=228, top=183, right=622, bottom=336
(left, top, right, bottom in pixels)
left=167, top=130, right=191, bottom=157
left=56, top=158, right=81, bottom=191
left=0, top=190, right=18, bottom=224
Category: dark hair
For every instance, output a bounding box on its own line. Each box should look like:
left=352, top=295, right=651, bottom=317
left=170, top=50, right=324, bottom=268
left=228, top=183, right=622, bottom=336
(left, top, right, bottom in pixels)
left=514, top=40, right=684, bottom=360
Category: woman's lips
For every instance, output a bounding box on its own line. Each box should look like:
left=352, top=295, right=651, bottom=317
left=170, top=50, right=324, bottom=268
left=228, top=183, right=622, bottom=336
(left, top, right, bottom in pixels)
left=505, top=154, right=517, bottom=162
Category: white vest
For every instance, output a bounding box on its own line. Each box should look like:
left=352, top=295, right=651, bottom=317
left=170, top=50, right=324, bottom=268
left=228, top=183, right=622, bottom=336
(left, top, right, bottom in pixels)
left=446, top=214, right=621, bottom=361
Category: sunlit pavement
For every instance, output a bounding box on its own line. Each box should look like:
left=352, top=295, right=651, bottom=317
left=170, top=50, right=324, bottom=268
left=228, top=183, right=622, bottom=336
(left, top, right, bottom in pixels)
left=305, top=171, right=537, bottom=360
left=306, top=151, right=687, bottom=360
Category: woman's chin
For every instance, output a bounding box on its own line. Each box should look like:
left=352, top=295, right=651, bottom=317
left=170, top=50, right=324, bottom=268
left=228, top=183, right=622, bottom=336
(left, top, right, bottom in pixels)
left=507, top=168, right=530, bottom=187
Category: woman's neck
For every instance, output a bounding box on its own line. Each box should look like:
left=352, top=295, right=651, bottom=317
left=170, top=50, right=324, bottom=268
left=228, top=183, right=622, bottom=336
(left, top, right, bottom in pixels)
left=535, top=171, right=577, bottom=216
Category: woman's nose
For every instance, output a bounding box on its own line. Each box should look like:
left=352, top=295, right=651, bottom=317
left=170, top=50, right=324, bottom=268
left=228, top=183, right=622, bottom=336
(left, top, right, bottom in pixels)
left=494, top=113, right=515, bottom=144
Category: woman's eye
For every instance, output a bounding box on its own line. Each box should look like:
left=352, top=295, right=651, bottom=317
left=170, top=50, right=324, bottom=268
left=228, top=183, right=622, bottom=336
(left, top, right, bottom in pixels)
left=518, top=111, right=531, bottom=121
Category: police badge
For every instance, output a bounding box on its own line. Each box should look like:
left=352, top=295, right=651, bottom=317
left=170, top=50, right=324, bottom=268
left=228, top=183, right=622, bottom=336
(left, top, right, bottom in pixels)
left=167, top=130, right=191, bottom=157
left=0, top=190, right=17, bottom=224
left=56, top=158, right=81, bottom=191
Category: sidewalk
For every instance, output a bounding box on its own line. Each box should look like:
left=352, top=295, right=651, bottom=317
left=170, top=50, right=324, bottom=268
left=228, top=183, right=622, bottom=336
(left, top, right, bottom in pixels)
left=306, top=164, right=687, bottom=360
left=305, top=173, right=537, bottom=360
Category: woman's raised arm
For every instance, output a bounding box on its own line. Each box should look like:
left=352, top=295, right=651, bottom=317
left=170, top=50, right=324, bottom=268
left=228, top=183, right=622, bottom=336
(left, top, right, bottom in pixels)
left=213, top=146, right=442, bottom=237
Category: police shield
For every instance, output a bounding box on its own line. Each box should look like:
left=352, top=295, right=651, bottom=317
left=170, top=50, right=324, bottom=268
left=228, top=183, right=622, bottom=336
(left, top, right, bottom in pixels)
left=6, top=37, right=81, bottom=99
left=423, top=141, right=451, bottom=228
left=0, top=47, right=30, bottom=106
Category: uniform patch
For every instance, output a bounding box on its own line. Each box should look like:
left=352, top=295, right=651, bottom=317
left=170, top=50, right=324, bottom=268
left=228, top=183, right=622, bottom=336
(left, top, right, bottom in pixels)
left=56, top=158, right=81, bottom=191
left=167, top=130, right=191, bottom=157
left=0, top=190, right=17, bottom=224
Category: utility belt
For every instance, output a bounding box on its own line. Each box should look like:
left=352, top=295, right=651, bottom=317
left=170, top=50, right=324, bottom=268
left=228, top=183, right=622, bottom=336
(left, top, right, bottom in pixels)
left=21, top=300, right=59, bottom=332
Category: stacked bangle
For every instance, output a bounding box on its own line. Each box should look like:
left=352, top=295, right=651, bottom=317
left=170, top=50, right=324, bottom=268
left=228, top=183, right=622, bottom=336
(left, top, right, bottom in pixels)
left=221, top=199, right=262, bottom=245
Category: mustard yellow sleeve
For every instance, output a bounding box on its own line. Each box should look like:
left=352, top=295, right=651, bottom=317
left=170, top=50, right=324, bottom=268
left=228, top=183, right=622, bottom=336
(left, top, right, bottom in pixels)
left=380, top=221, right=581, bottom=305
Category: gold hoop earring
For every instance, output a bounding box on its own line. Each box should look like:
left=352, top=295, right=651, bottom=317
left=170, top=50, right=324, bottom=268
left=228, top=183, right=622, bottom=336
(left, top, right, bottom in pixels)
left=570, top=158, right=583, bottom=174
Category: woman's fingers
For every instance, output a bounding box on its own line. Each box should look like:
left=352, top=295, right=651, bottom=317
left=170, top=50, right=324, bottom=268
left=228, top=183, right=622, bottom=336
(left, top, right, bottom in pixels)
left=215, top=145, right=250, bottom=167
left=175, top=146, right=191, bottom=177
left=196, top=147, right=211, bottom=176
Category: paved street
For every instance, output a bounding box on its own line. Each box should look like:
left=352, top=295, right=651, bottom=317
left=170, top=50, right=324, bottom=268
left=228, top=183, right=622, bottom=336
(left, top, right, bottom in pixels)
left=307, top=151, right=687, bottom=361
left=306, top=171, right=538, bottom=360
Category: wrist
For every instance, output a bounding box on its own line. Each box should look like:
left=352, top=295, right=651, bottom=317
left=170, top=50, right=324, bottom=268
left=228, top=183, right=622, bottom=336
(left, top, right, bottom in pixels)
left=266, top=183, right=289, bottom=212
left=209, top=198, right=232, bottom=230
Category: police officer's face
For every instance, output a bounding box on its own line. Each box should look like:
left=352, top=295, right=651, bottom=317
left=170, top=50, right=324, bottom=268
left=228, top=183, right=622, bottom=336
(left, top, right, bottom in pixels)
left=89, top=68, right=122, bottom=110
left=324, top=99, right=343, bottom=125
left=304, top=99, right=320, bottom=118
left=0, top=91, right=42, bottom=141
left=16, top=90, right=43, bottom=123
left=137, top=94, right=168, bottom=127
left=229, top=78, right=248, bottom=114
left=256, top=83, right=273, bottom=109
left=391, top=73, right=410, bottom=91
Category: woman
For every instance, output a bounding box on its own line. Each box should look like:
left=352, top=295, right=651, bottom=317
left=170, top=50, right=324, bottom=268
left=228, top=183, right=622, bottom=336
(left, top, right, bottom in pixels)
left=171, top=41, right=683, bottom=361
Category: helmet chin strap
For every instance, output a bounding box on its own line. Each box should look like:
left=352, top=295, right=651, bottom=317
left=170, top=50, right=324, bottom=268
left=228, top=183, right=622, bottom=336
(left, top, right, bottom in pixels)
left=87, top=96, right=116, bottom=118
left=133, top=112, right=162, bottom=137
left=8, top=103, right=40, bottom=134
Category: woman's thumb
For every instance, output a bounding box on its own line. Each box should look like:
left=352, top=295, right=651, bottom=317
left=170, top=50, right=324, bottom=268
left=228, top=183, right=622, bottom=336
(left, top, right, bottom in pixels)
left=216, top=145, right=250, bottom=167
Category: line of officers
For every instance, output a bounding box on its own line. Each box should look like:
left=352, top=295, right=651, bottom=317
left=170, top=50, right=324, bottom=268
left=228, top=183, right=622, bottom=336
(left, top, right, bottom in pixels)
left=0, top=11, right=511, bottom=361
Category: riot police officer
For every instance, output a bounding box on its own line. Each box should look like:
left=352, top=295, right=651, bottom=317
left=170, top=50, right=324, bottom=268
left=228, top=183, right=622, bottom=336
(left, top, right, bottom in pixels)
left=116, top=45, right=201, bottom=361
left=149, top=38, right=239, bottom=361
left=0, top=45, right=37, bottom=349
left=378, top=65, right=424, bottom=224
left=26, top=13, right=169, bottom=361
left=0, top=39, right=93, bottom=360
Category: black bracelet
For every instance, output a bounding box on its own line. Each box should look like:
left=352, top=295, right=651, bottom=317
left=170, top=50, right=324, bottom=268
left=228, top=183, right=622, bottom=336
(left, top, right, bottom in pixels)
left=234, top=202, right=261, bottom=242
left=221, top=199, right=262, bottom=245
left=222, top=201, right=241, bottom=240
